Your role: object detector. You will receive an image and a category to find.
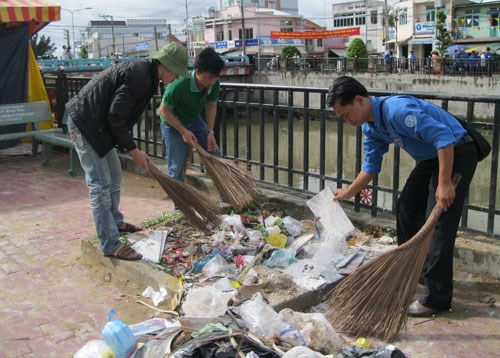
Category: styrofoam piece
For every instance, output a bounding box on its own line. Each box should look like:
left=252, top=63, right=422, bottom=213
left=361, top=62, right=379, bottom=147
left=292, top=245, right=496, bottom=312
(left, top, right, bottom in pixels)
left=132, top=230, right=168, bottom=263
left=306, top=187, right=355, bottom=240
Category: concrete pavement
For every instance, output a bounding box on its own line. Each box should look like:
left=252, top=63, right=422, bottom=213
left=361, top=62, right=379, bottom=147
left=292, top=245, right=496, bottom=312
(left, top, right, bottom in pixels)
left=0, top=151, right=173, bottom=357
left=0, top=150, right=499, bottom=357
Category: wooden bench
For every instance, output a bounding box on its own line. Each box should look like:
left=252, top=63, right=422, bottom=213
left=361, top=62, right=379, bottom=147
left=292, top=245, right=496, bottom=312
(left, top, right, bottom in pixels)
left=33, top=112, right=80, bottom=176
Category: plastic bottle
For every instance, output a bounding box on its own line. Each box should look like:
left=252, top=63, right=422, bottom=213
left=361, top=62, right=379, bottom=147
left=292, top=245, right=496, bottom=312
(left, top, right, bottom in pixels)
left=101, top=310, right=137, bottom=358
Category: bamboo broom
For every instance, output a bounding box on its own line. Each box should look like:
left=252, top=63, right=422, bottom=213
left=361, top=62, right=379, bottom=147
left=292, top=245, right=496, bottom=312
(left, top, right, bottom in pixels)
left=148, top=162, right=222, bottom=233
left=326, top=175, right=461, bottom=342
left=194, top=143, right=261, bottom=212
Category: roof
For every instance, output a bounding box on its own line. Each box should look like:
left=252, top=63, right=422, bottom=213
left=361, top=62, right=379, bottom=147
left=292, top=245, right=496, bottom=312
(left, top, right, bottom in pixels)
left=0, top=0, right=60, bottom=35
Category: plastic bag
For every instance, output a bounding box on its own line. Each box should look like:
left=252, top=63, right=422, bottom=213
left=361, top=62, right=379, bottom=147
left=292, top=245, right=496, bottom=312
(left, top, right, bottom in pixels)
left=182, top=285, right=232, bottom=318
left=101, top=310, right=137, bottom=358
left=279, top=309, right=343, bottom=354
left=282, top=346, right=330, bottom=358
left=265, top=248, right=297, bottom=268
left=221, top=214, right=246, bottom=233
left=202, top=254, right=230, bottom=277
left=239, top=293, right=281, bottom=340
left=74, top=340, right=109, bottom=358
left=283, top=216, right=303, bottom=237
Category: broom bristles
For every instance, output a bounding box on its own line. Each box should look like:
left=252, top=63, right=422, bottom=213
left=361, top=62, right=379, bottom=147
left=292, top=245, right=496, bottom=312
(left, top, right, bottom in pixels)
left=148, top=162, right=222, bottom=233
left=326, top=203, right=444, bottom=341
left=195, top=143, right=261, bottom=212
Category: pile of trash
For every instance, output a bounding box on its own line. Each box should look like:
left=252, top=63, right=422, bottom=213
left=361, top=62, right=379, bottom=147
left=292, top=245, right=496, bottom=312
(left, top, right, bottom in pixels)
left=75, top=188, right=405, bottom=357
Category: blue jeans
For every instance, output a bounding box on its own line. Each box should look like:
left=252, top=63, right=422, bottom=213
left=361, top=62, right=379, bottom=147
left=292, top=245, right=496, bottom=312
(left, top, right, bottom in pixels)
left=67, top=115, right=124, bottom=255
left=161, top=117, right=221, bottom=181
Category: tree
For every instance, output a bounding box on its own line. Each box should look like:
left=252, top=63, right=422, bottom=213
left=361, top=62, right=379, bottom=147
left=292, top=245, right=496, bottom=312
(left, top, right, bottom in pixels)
left=434, top=10, right=452, bottom=57
left=346, top=38, right=368, bottom=71
left=346, top=38, right=368, bottom=58
left=80, top=45, right=89, bottom=59
left=30, top=34, right=56, bottom=59
left=281, top=45, right=300, bottom=59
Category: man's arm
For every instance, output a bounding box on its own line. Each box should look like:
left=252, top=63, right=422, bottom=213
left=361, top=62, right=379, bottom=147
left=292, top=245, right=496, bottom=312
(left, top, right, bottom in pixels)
left=435, top=144, right=455, bottom=211
left=205, top=101, right=218, bottom=152
left=334, top=170, right=375, bottom=201
left=159, top=102, right=197, bottom=147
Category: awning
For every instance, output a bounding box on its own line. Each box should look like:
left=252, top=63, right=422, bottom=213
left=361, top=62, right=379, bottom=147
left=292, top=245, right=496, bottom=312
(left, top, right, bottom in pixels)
left=409, top=36, right=433, bottom=45
left=386, top=35, right=411, bottom=44
left=0, top=0, right=60, bottom=35
left=329, top=48, right=346, bottom=57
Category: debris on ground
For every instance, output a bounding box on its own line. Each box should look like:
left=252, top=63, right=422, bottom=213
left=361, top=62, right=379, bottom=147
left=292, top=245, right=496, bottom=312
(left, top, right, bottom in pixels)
left=76, top=188, right=406, bottom=357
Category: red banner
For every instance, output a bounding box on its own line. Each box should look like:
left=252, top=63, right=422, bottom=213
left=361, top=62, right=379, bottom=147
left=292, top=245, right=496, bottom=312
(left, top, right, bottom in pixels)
left=271, top=28, right=360, bottom=39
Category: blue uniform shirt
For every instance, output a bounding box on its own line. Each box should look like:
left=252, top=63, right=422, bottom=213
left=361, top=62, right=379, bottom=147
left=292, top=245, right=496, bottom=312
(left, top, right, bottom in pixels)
left=362, top=96, right=467, bottom=174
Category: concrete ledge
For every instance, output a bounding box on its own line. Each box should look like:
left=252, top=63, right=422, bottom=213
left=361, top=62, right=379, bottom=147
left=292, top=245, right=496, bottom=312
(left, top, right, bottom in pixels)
left=81, top=238, right=179, bottom=308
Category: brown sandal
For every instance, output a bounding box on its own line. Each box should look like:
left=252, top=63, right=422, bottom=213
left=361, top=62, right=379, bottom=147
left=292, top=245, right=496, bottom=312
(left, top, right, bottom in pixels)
left=104, top=244, right=142, bottom=261
left=118, top=222, right=143, bottom=233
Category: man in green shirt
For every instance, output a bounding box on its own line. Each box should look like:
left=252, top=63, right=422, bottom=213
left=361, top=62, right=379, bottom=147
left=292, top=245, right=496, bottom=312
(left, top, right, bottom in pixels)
left=159, top=47, right=225, bottom=180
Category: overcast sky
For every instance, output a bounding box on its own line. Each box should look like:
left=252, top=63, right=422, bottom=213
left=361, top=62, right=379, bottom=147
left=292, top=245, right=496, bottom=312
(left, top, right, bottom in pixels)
left=40, top=0, right=334, bottom=57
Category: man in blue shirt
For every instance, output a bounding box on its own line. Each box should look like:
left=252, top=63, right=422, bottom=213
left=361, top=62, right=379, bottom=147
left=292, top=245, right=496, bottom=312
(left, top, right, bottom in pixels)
left=327, top=76, right=478, bottom=317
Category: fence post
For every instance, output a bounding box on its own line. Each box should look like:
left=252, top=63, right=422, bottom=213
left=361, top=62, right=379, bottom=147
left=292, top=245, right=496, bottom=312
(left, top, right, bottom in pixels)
left=55, top=68, right=68, bottom=127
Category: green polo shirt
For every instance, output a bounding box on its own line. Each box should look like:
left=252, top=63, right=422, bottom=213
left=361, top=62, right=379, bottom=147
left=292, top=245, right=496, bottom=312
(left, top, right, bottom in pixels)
left=160, top=70, right=220, bottom=126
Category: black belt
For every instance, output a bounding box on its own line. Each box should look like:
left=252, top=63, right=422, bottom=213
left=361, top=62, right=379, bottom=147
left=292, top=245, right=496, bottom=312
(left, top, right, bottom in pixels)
left=455, top=134, right=474, bottom=147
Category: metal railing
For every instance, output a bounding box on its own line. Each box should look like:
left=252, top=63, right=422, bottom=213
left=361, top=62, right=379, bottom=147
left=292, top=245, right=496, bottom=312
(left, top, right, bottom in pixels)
left=256, top=55, right=499, bottom=77
left=43, top=72, right=500, bottom=237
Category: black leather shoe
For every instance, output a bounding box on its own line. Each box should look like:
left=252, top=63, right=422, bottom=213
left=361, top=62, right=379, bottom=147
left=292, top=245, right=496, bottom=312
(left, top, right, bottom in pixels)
left=409, top=300, right=445, bottom=317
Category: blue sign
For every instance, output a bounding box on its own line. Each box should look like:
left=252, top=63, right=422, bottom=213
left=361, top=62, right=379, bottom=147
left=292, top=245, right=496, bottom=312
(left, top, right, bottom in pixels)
left=415, top=22, right=435, bottom=34
left=135, top=42, right=149, bottom=51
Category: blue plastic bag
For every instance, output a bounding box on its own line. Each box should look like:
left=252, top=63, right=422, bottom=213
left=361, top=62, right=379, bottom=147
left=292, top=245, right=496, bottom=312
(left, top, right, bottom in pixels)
left=101, top=309, right=137, bottom=358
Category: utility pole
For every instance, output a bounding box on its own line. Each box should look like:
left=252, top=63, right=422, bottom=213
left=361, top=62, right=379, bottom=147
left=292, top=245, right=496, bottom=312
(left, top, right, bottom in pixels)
left=99, top=14, right=115, bottom=56
left=185, top=0, right=190, bottom=57
left=240, top=0, right=246, bottom=55
left=168, top=24, right=172, bottom=44
left=64, top=29, right=70, bottom=48
left=154, top=26, right=159, bottom=50
left=383, top=0, right=388, bottom=52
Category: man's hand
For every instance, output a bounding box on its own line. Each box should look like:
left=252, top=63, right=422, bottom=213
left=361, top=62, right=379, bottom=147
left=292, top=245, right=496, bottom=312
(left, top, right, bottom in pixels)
left=181, top=129, right=198, bottom=147
left=333, top=188, right=350, bottom=201
left=436, top=180, right=456, bottom=211
left=207, top=131, right=217, bottom=152
left=129, top=148, right=150, bottom=171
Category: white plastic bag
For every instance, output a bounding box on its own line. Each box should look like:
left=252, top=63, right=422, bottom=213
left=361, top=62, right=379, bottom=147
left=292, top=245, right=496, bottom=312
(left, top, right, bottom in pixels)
left=74, top=340, right=109, bottom=358
left=279, top=309, right=343, bottom=354
left=202, top=254, right=230, bottom=277
left=283, top=216, right=303, bottom=237
left=239, top=293, right=281, bottom=340
left=182, top=285, right=232, bottom=318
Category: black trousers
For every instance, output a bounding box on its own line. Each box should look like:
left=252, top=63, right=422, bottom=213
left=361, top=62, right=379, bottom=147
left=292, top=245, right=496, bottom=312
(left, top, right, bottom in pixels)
left=396, top=142, right=478, bottom=310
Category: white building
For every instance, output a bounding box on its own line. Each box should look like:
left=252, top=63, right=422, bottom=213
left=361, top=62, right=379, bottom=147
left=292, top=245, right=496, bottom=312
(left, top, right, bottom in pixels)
left=218, top=0, right=298, bottom=15
left=331, top=0, right=386, bottom=55
left=84, top=18, right=175, bottom=58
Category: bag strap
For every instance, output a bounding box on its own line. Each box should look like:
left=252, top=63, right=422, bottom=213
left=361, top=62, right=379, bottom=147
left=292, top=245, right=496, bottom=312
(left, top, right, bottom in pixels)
left=379, top=97, right=389, bottom=122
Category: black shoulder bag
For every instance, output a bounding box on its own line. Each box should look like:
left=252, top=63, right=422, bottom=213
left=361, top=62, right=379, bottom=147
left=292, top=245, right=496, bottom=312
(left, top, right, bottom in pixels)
left=453, top=115, right=491, bottom=162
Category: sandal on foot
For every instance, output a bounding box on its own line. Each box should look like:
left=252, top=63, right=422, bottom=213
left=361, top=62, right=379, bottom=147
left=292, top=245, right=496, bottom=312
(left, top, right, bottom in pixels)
left=104, top=244, right=143, bottom=261
left=118, top=222, right=143, bottom=233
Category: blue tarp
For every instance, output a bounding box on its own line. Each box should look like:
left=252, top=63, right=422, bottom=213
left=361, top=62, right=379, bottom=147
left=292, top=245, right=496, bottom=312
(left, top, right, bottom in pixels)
left=0, top=23, right=29, bottom=148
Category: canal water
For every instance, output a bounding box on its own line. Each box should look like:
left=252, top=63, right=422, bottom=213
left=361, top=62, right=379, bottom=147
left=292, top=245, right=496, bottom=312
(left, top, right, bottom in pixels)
left=221, top=115, right=496, bottom=234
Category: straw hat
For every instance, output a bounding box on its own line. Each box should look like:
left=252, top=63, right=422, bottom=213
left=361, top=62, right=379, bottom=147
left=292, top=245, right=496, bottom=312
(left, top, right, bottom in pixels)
left=150, top=43, right=189, bottom=78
